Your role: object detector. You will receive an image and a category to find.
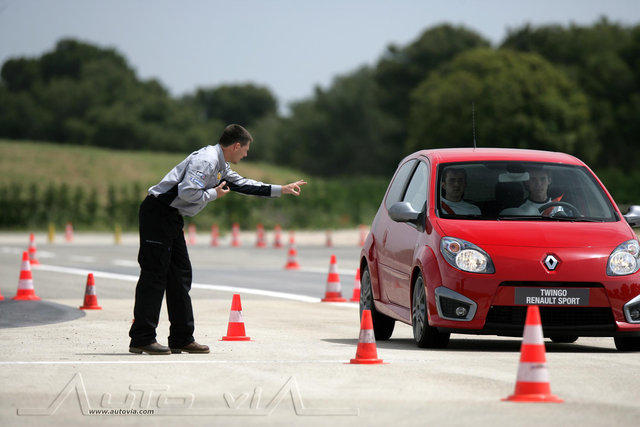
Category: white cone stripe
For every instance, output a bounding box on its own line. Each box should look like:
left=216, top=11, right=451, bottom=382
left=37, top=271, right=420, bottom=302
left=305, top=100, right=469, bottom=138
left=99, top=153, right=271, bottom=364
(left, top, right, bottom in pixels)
left=18, top=279, right=34, bottom=290
left=358, top=329, right=376, bottom=344
left=327, top=281, right=341, bottom=292
left=516, top=362, right=550, bottom=383
left=329, top=263, right=337, bottom=274
left=85, top=285, right=96, bottom=295
left=522, top=324, right=544, bottom=345
left=21, top=261, right=31, bottom=271
left=229, top=310, right=243, bottom=323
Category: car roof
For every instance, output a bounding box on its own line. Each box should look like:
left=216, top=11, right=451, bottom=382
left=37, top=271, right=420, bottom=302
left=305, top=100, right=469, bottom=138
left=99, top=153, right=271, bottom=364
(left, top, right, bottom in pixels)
left=414, top=148, right=584, bottom=166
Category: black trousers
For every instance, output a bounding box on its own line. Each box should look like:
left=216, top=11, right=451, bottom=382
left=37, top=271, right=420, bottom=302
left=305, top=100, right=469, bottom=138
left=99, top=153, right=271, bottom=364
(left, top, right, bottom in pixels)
left=128, top=195, right=195, bottom=348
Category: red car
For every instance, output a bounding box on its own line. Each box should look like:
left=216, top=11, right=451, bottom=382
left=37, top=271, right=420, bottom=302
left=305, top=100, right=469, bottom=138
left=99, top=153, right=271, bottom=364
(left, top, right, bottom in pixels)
left=360, top=148, right=640, bottom=351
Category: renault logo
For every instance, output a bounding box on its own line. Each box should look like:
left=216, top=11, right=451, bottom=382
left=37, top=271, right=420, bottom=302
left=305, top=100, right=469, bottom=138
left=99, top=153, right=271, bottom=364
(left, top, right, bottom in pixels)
left=543, top=254, right=559, bottom=271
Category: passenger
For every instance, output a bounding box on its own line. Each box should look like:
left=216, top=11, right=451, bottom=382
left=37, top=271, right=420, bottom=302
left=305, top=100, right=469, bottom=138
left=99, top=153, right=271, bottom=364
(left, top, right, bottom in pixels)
left=500, top=167, right=563, bottom=216
left=440, top=168, right=481, bottom=215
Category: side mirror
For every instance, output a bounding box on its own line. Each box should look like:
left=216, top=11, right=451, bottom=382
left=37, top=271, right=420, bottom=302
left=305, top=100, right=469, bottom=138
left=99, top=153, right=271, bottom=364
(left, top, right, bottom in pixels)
left=624, top=205, right=640, bottom=228
left=389, top=202, right=420, bottom=224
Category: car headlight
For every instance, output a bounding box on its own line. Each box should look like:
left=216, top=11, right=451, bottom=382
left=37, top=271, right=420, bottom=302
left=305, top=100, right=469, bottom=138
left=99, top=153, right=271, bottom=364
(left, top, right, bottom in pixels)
left=607, top=239, right=640, bottom=276
left=440, top=237, right=495, bottom=274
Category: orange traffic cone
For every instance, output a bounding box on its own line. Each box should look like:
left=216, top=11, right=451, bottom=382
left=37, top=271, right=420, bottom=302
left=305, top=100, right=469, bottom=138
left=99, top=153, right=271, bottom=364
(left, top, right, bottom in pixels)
left=79, top=273, right=102, bottom=310
left=187, top=223, right=197, bottom=245
left=13, top=251, right=40, bottom=300
left=322, top=255, right=346, bottom=302
left=358, top=225, right=367, bottom=247
left=284, top=239, right=300, bottom=270
left=231, top=223, right=241, bottom=247
left=65, top=222, right=74, bottom=242
left=0, top=288, right=4, bottom=300
left=326, top=230, right=333, bottom=247
left=221, top=294, right=251, bottom=341
left=350, top=309, right=383, bottom=364
left=503, top=305, right=563, bottom=403
left=210, top=224, right=219, bottom=247
left=273, top=224, right=283, bottom=248
left=255, top=223, right=266, bottom=248
left=28, top=233, right=40, bottom=265
left=350, top=267, right=361, bottom=302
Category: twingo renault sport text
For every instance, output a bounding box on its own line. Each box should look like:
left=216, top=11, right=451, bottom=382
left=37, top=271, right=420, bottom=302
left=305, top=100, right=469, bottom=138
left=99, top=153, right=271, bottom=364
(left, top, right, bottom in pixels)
left=360, top=148, right=640, bottom=351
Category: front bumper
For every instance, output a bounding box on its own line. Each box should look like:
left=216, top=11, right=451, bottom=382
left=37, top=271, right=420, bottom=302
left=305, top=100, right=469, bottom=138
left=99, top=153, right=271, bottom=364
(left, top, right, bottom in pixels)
left=425, top=246, right=640, bottom=337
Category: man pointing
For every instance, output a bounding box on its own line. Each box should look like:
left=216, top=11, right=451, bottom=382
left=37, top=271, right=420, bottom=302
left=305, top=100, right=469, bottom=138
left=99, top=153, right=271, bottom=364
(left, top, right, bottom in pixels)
left=129, top=124, right=306, bottom=355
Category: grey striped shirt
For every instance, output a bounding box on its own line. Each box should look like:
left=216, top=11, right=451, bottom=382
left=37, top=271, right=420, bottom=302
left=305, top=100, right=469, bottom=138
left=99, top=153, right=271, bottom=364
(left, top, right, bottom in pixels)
left=148, top=144, right=282, bottom=217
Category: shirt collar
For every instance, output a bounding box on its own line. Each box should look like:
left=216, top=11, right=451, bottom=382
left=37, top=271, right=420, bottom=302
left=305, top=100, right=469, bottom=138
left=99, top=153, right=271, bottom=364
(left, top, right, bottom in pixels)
left=213, top=144, right=226, bottom=168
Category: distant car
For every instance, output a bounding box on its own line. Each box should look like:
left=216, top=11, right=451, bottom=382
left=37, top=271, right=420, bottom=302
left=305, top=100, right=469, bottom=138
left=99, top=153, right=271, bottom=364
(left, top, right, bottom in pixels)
left=360, top=148, right=640, bottom=351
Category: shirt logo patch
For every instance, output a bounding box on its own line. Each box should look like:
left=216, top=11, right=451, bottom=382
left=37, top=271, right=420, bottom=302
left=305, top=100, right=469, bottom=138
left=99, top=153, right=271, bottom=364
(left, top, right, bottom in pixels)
left=189, top=176, right=205, bottom=188
left=217, top=172, right=221, bottom=181
left=196, top=171, right=208, bottom=180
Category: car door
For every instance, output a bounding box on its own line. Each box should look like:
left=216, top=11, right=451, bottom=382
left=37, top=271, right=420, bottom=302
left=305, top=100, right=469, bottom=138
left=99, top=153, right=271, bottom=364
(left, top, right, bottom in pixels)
left=382, top=160, right=429, bottom=307
left=376, top=159, right=417, bottom=304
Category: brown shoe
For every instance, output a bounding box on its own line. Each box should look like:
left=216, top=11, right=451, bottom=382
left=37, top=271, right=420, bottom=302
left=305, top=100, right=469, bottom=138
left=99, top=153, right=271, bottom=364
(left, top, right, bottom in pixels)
left=170, top=341, right=210, bottom=354
left=129, top=342, right=171, bottom=355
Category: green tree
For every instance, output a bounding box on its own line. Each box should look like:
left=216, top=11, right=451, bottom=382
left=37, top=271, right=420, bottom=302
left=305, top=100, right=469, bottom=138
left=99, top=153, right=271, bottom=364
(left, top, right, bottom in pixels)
left=376, top=24, right=490, bottom=119
left=407, top=49, right=596, bottom=161
left=280, top=67, right=400, bottom=176
left=501, top=19, right=640, bottom=167
left=189, top=84, right=278, bottom=126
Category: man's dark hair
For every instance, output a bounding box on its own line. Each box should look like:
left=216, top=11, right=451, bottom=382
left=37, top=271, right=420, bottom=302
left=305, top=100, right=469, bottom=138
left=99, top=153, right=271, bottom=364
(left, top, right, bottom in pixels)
left=526, top=166, right=551, bottom=179
left=219, top=124, right=253, bottom=147
left=442, top=167, right=467, bottom=182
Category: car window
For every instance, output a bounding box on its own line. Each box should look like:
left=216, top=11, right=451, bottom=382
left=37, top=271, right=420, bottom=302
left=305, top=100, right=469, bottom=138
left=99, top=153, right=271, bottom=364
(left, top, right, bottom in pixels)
left=385, top=160, right=417, bottom=210
left=403, top=161, right=429, bottom=212
left=436, top=161, right=618, bottom=221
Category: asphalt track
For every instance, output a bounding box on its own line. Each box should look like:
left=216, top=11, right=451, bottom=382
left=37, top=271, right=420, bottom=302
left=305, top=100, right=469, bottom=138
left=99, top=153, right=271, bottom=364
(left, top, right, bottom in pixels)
left=1, top=232, right=639, bottom=426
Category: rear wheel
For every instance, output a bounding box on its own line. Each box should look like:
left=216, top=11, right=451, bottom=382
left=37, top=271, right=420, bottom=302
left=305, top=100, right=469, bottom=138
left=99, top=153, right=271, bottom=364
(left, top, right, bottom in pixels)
left=412, top=275, right=450, bottom=348
left=614, top=336, right=640, bottom=351
left=550, top=335, right=579, bottom=344
left=359, top=265, right=395, bottom=340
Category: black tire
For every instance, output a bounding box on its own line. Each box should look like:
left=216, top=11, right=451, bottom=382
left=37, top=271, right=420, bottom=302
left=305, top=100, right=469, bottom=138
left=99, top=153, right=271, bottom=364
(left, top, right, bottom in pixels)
left=550, top=335, right=579, bottom=344
left=359, top=265, right=395, bottom=340
left=412, top=275, right=450, bottom=348
left=614, top=336, right=640, bottom=351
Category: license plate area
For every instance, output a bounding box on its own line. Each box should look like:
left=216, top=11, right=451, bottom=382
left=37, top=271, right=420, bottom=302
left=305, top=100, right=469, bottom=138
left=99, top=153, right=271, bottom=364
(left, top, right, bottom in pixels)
left=514, top=287, right=590, bottom=306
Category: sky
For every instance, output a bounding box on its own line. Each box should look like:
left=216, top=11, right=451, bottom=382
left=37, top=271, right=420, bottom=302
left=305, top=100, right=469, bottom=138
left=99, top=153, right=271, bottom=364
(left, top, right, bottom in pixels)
left=1, top=0, right=639, bottom=111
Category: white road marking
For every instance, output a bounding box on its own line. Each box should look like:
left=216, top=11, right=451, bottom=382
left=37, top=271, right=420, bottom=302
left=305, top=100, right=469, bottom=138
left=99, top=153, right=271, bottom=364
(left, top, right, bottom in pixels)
left=112, top=259, right=139, bottom=267
left=33, top=264, right=359, bottom=306
left=69, top=255, right=97, bottom=263
left=0, top=360, right=351, bottom=365
left=37, top=250, right=56, bottom=258
left=1, top=246, right=21, bottom=255
left=299, top=266, right=356, bottom=275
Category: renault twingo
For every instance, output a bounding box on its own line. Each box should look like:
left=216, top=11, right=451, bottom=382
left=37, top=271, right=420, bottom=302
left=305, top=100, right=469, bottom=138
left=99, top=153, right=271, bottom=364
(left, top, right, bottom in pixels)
left=360, top=148, right=640, bottom=351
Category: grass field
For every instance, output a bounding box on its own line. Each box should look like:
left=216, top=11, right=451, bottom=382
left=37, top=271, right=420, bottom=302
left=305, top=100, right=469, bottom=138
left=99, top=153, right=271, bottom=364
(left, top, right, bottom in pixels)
left=0, top=139, right=307, bottom=195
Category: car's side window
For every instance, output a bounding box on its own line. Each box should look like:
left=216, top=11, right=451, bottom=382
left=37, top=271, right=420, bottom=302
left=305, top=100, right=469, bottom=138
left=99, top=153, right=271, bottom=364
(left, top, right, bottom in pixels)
left=385, top=160, right=417, bottom=210
left=403, top=161, right=429, bottom=212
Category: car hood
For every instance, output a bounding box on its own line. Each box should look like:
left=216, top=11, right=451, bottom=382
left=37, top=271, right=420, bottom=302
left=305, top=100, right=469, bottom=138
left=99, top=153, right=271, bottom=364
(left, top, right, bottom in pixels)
left=436, top=218, right=634, bottom=248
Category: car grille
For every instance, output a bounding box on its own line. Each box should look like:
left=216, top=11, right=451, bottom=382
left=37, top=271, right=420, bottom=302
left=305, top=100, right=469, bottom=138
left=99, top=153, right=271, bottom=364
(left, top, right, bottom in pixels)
left=486, top=306, right=615, bottom=330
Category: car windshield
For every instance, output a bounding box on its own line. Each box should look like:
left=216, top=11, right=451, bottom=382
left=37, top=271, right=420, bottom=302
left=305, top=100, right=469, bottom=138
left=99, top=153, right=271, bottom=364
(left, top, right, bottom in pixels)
left=436, top=161, right=618, bottom=222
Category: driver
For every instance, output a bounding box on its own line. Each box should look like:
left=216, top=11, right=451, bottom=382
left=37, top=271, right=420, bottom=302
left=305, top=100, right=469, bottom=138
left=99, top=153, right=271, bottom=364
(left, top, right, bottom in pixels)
left=500, top=167, right=563, bottom=216
left=440, top=168, right=481, bottom=215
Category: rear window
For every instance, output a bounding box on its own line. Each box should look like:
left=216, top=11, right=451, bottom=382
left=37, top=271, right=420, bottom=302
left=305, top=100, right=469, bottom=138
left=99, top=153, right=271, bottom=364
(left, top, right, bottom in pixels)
left=436, top=161, right=618, bottom=222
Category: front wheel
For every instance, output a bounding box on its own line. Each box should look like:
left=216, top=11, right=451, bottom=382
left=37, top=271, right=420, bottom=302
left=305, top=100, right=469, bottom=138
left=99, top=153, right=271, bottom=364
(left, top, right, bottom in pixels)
left=412, top=275, right=450, bottom=348
left=359, top=265, right=395, bottom=340
left=614, top=336, right=640, bottom=351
